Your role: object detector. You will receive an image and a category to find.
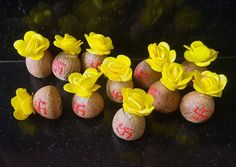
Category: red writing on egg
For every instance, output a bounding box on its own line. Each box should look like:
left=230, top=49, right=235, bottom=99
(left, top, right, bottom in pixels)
left=192, top=106, right=209, bottom=121
left=89, top=61, right=102, bottom=69
left=111, top=90, right=123, bottom=101
left=53, top=60, right=66, bottom=76
left=34, top=98, right=47, bottom=114
left=73, top=102, right=86, bottom=116
left=148, top=85, right=158, bottom=97
left=116, top=123, right=134, bottom=140
left=134, top=67, right=148, bottom=84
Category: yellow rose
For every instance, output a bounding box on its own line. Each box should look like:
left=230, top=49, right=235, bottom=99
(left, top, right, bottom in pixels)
left=99, top=55, right=132, bottom=82
left=145, top=42, right=176, bottom=72
left=160, top=63, right=193, bottom=91
left=193, top=70, right=227, bottom=97
left=184, top=41, right=218, bottom=67
left=64, top=68, right=102, bottom=98
left=11, top=88, right=34, bottom=120
left=13, top=31, right=50, bottom=60
left=122, top=88, right=154, bottom=117
left=54, top=34, right=83, bottom=55
left=84, top=32, right=114, bottom=55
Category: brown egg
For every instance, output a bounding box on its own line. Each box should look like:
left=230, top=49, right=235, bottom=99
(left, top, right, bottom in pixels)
left=81, top=51, right=106, bottom=71
left=106, top=79, right=134, bottom=103
left=134, top=60, right=161, bottom=89
left=180, top=91, right=215, bottom=123
left=52, top=51, right=81, bottom=81
left=72, top=92, right=104, bottom=118
left=33, top=85, right=62, bottom=119
left=25, top=51, right=53, bottom=78
left=182, top=60, right=207, bottom=73
left=148, top=81, right=180, bottom=113
left=112, top=108, right=145, bottom=141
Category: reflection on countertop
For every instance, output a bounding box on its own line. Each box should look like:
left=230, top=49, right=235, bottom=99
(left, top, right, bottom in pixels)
left=0, top=0, right=235, bottom=60
left=0, top=58, right=235, bottom=166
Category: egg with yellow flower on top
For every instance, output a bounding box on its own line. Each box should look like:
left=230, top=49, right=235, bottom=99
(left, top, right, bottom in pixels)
left=99, top=55, right=134, bottom=103
left=33, top=85, right=62, bottom=119
left=148, top=63, right=193, bottom=113
left=63, top=68, right=104, bottom=118
left=180, top=70, right=227, bottom=123
left=182, top=41, right=218, bottom=73
left=134, top=42, right=176, bottom=89
left=112, top=88, right=154, bottom=141
left=13, top=31, right=53, bottom=78
left=82, top=32, right=114, bottom=71
left=52, top=34, right=83, bottom=81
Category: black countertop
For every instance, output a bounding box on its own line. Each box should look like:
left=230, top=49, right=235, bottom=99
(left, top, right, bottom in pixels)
left=0, top=58, right=235, bottom=167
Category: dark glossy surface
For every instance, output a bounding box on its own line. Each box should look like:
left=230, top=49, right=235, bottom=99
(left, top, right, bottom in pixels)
left=0, top=0, right=235, bottom=60
left=0, top=59, right=235, bottom=167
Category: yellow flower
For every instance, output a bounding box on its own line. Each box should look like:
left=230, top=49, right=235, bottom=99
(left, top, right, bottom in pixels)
left=54, top=34, right=83, bottom=55
left=160, top=63, right=193, bottom=91
left=11, top=88, right=34, bottom=120
left=63, top=68, right=102, bottom=98
left=122, top=88, right=154, bottom=117
left=145, top=42, right=176, bottom=72
left=99, top=55, right=132, bottom=82
left=193, top=70, right=227, bottom=97
left=13, top=31, right=50, bottom=60
left=184, top=41, right=218, bottom=67
left=84, top=32, right=114, bottom=55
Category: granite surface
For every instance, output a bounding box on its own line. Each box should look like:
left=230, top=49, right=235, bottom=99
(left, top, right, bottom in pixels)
left=0, top=0, right=235, bottom=166
left=0, top=59, right=235, bottom=167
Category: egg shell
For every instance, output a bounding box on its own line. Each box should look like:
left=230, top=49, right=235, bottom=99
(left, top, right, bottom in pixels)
left=72, top=92, right=104, bottom=118
left=26, top=51, right=53, bottom=78
left=81, top=51, right=106, bottom=71
left=33, top=85, right=62, bottom=119
left=180, top=91, right=215, bottom=123
left=106, top=79, right=134, bottom=103
left=148, top=81, right=180, bottom=113
left=182, top=60, right=207, bottom=73
left=134, top=60, right=161, bottom=89
left=112, top=108, right=145, bottom=141
left=52, top=51, right=81, bottom=81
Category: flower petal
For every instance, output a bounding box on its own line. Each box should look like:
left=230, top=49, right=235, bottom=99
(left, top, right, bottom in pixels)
left=13, top=110, right=29, bottom=120
left=11, top=96, right=21, bottom=110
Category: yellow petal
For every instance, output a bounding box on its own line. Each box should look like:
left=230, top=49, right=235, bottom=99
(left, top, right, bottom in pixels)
left=100, top=55, right=132, bottom=81
left=117, top=55, right=131, bottom=67
left=63, top=83, right=78, bottom=94
left=84, top=32, right=113, bottom=55
left=91, top=84, right=101, bottom=92
left=22, top=100, right=34, bottom=115
left=11, top=96, right=21, bottom=110
left=13, top=110, right=29, bottom=120
left=122, top=88, right=154, bottom=116
left=158, top=42, right=170, bottom=50
left=24, top=31, right=37, bottom=41
left=219, top=74, right=227, bottom=90
left=169, top=50, right=176, bottom=62
left=145, top=59, right=162, bottom=72
left=68, top=73, right=82, bottom=84
left=193, top=70, right=227, bottom=97
left=16, top=88, right=31, bottom=100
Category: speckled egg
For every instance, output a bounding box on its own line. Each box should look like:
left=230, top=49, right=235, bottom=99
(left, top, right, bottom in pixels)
left=26, top=51, right=53, bottom=78
left=33, top=85, right=62, bottom=119
left=52, top=52, right=81, bottom=81
left=180, top=91, right=215, bottom=123
left=106, top=79, right=134, bottom=103
left=72, top=92, right=104, bottom=118
left=112, top=108, right=145, bottom=141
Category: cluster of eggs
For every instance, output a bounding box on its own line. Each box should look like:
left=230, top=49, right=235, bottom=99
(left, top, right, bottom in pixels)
left=11, top=31, right=227, bottom=141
